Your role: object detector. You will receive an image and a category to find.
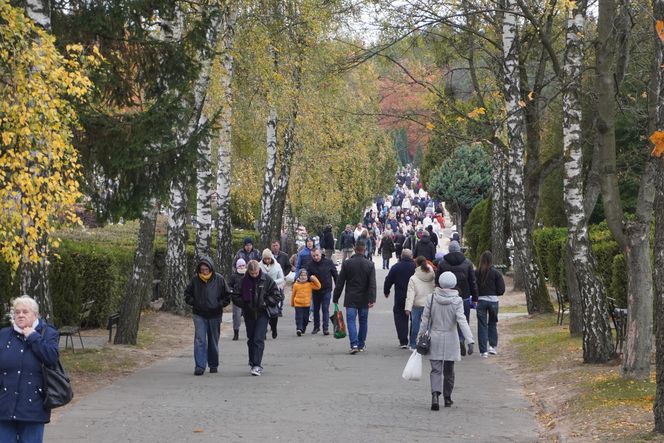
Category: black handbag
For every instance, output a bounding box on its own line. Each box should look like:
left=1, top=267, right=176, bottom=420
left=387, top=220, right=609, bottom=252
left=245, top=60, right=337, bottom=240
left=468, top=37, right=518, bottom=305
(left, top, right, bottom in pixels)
left=265, top=303, right=279, bottom=319
left=416, top=295, right=434, bottom=355
left=40, top=327, right=73, bottom=409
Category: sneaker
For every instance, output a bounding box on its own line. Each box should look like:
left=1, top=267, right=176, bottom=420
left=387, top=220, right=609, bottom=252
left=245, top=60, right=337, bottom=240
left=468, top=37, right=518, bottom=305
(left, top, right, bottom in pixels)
left=250, top=366, right=262, bottom=376
left=312, top=328, right=320, bottom=334
left=323, top=331, right=330, bottom=336
left=194, top=367, right=205, bottom=376
left=209, top=367, right=218, bottom=373
left=358, top=347, right=365, bottom=352
left=400, top=344, right=408, bottom=349
left=481, top=352, right=489, bottom=358
left=296, top=330, right=302, bottom=336
left=488, top=346, right=497, bottom=355
left=408, top=346, right=417, bottom=351
left=349, top=347, right=359, bottom=355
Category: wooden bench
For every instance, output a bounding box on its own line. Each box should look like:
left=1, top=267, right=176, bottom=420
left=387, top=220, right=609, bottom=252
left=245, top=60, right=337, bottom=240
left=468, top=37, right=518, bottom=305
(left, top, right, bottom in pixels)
left=107, top=312, right=120, bottom=343
left=555, top=288, right=569, bottom=326
left=607, top=297, right=627, bottom=354
left=60, top=299, right=95, bottom=352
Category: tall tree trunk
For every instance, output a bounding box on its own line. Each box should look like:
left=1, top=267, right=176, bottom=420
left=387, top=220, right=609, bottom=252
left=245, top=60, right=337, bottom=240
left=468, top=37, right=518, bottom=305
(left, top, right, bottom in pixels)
left=163, top=5, right=223, bottom=312
left=562, top=2, right=614, bottom=361
left=21, top=0, right=53, bottom=322
left=194, top=127, right=213, bottom=260
left=215, top=4, right=237, bottom=279
left=115, top=199, right=158, bottom=345
left=502, top=0, right=553, bottom=314
left=259, top=107, right=278, bottom=249
left=162, top=178, right=189, bottom=315
left=597, top=0, right=656, bottom=379
left=269, top=61, right=302, bottom=243
left=491, top=139, right=508, bottom=265
left=652, top=0, right=664, bottom=431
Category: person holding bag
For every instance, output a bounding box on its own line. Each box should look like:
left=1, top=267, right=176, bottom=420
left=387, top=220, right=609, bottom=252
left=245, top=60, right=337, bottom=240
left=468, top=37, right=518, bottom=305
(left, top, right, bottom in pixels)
left=418, top=272, right=474, bottom=410
left=0, top=295, right=59, bottom=443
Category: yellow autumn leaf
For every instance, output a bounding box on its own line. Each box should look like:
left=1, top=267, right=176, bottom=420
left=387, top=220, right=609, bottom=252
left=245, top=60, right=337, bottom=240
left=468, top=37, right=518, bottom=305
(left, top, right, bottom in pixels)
left=650, top=130, right=664, bottom=157
left=518, top=100, right=527, bottom=108
left=467, top=107, right=486, bottom=118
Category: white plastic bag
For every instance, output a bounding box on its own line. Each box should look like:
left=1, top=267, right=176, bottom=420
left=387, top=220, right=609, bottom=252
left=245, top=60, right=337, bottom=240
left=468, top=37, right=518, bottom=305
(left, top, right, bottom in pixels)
left=285, top=271, right=295, bottom=284
left=401, top=350, right=422, bottom=381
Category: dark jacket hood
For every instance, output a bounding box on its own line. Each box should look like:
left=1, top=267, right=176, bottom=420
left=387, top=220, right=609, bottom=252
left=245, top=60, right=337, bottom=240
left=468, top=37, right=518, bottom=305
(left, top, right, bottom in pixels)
left=443, top=251, right=466, bottom=266
left=197, top=256, right=215, bottom=273
left=419, top=236, right=432, bottom=245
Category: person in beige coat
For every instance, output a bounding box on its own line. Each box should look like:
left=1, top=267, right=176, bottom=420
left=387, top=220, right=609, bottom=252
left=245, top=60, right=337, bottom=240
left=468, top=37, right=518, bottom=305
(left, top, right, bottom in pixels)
left=418, top=271, right=475, bottom=410
left=405, top=256, right=435, bottom=350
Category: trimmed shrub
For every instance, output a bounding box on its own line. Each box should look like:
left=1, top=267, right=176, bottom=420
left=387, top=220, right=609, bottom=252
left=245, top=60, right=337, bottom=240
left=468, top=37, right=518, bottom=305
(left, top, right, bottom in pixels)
left=591, top=241, right=621, bottom=288
left=464, top=198, right=491, bottom=264
left=533, top=227, right=566, bottom=280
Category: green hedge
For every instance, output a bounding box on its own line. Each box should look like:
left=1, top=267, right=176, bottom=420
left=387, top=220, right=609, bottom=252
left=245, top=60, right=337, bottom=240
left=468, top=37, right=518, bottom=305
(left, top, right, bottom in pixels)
left=534, top=226, right=627, bottom=308
left=0, top=228, right=257, bottom=328
left=464, top=198, right=491, bottom=265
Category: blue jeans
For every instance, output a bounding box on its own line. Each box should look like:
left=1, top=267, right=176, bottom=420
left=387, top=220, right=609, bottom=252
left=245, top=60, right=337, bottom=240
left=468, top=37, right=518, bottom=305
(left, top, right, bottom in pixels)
left=346, top=307, right=369, bottom=349
left=457, top=298, right=472, bottom=342
left=0, top=420, right=45, bottom=443
left=312, top=291, right=331, bottom=331
left=476, top=300, right=499, bottom=353
left=295, top=307, right=310, bottom=332
left=409, top=306, right=424, bottom=348
left=382, top=258, right=390, bottom=269
left=193, top=314, right=221, bottom=370
left=244, top=311, right=269, bottom=368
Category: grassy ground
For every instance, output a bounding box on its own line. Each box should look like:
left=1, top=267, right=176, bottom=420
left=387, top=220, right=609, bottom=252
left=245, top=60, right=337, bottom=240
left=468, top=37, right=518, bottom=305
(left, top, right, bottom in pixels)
left=500, top=311, right=661, bottom=442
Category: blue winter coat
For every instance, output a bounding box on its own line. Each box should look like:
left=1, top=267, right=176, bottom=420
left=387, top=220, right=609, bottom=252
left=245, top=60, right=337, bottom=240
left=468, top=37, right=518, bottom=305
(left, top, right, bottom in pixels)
left=0, top=320, right=59, bottom=423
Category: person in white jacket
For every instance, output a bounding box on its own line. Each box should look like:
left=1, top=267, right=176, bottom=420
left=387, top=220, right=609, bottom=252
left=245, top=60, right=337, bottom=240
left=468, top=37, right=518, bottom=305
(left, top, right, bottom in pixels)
left=405, top=256, right=435, bottom=350
left=418, top=271, right=475, bottom=410
left=260, top=249, right=285, bottom=339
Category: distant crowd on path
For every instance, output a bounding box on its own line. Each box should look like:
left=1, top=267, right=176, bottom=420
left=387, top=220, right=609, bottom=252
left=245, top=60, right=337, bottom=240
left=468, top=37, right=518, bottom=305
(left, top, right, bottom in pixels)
left=180, top=163, right=506, bottom=412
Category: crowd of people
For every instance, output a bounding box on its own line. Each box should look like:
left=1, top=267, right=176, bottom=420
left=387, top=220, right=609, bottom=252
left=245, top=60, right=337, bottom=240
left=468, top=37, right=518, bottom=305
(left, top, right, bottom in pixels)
left=0, top=165, right=507, bottom=443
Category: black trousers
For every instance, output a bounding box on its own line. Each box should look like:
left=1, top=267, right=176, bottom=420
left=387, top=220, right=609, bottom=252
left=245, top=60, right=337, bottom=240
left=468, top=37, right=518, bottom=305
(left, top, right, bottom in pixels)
left=393, top=303, right=409, bottom=346
left=244, top=311, right=269, bottom=368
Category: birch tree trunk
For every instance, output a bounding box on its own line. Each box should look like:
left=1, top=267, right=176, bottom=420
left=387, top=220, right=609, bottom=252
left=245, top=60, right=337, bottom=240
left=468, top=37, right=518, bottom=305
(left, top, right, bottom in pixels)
left=115, top=199, right=158, bottom=345
left=20, top=0, right=52, bottom=322
left=491, top=139, right=508, bottom=265
left=562, top=3, right=614, bottom=362
left=163, top=6, right=223, bottom=313
left=215, top=4, right=237, bottom=279
left=259, top=107, right=278, bottom=249
left=194, top=124, right=213, bottom=260
left=564, top=245, right=583, bottom=336
left=653, top=0, right=664, bottom=431
left=597, top=0, right=656, bottom=379
left=502, top=0, right=553, bottom=314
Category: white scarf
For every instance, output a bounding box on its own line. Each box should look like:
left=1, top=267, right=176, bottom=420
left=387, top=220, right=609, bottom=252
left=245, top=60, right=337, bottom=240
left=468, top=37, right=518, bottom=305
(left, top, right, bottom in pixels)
left=13, top=318, right=39, bottom=335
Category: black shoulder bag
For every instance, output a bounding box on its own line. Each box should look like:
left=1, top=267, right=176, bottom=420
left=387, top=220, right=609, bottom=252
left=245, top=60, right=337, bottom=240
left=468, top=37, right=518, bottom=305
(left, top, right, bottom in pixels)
left=416, top=295, right=434, bottom=355
left=40, top=327, right=74, bottom=409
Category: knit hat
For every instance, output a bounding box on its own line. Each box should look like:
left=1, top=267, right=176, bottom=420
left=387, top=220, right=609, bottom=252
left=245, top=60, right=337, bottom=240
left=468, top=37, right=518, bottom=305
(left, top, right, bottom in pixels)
left=262, top=249, right=273, bottom=260
left=243, top=237, right=254, bottom=246
left=435, top=252, right=444, bottom=261
left=298, top=269, right=308, bottom=279
left=439, top=271, right=457, bottom=289
left=449, top=241, right=461, bottom=253
left=236, top=258, right=247, bottom=268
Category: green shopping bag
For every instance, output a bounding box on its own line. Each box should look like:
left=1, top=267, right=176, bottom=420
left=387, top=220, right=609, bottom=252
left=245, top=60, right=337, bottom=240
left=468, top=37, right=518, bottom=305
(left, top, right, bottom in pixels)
left=330, top=303, right=347, bottom=339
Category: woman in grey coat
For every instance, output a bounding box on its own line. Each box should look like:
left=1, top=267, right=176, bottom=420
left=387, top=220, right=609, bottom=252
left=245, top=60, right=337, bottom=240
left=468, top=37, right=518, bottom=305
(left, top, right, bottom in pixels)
left=418, top=271, right=475, bottom=410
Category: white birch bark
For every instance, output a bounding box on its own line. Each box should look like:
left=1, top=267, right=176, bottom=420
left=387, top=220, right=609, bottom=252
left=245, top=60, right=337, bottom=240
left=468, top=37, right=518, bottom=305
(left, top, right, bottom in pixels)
left=215, top=4, right=237, bottom=278
left=259, top=107, right=278, bottom=248
left=163, top=5, right=223, bottom=313
left=491, top=139, right=508, bottom=265
left=25, top=0, right=50, bottom=29
left=502, top=0, right=553, bottom=313
left=561, top=4, right=614, bottom=362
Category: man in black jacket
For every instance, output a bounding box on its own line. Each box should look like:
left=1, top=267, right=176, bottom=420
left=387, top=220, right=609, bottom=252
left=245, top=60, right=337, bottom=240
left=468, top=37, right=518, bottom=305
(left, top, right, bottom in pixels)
left=393, top=229, right=406, bottom=260
left=320, top=225, right=336, bottom=262
left=306, top=248, right=339, bottom=335
left=339, top=224, right=355, bottom=262
left=436, top=240, right=479, bottom=355
left=271, top=240, right=291, bottom=276
left=333, top=240, right=376, bottom=354
left=383, top=249, right=416, bottom=348
left=184, top=256, right=231, bottom=375
left=414, top=230, right=436, bottom=261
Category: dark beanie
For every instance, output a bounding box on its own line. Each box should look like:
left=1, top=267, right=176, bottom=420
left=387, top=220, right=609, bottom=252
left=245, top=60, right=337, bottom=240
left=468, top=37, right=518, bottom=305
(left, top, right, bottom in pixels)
left=244, top=237, right=253, bottom=246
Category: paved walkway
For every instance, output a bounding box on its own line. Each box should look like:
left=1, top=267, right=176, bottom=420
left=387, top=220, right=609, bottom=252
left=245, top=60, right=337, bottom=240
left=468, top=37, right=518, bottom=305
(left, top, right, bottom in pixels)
left=47, top=259, right=540, bottom=443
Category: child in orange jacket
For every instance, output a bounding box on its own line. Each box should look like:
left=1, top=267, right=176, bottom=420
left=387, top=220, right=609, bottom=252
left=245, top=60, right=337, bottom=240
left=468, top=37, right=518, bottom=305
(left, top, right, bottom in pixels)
left=291, top=269, right=321, bottom=336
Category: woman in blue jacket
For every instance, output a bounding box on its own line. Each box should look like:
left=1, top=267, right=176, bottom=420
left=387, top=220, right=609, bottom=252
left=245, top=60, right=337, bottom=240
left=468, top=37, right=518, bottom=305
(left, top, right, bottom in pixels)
left=0, top=295, right=59, bottom=443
